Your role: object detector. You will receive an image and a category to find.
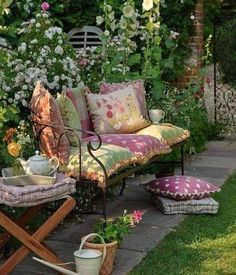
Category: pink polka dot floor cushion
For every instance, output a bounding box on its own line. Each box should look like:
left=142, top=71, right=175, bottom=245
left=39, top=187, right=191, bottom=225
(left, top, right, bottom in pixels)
left=140, top=176, right=221, bottom=200
left=83, top=134, right=171, bottom=164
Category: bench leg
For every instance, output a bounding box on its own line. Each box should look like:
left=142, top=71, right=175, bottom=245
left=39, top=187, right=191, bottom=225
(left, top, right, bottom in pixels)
left=119, top=178, right=126, bottom=196
left=102, top=188, right=107, bottom=222
left=181, top=144, right=185, bottom=175
left=0, top=196, right=76, bottom=274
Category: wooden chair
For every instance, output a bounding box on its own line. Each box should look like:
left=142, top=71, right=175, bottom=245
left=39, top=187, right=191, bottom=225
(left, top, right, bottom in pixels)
left=68, top=26, right=103, bottom=51
left=0, top=181, right=76, bottom=274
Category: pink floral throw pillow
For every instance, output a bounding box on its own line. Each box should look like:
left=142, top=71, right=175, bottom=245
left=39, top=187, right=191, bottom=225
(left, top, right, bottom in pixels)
left=86, top=86, right=150, bottom=134
left=100, top=80, right=149, bottom=119
left=140, top=176, right=221, bottom=200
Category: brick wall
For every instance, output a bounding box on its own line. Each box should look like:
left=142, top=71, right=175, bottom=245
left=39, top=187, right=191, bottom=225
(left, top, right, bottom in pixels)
left=177, top=0, right=204, bottom=88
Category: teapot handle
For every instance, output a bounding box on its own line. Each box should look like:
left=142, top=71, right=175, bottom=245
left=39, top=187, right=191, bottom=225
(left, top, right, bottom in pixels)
left=49, top=157, right=59, bottom=176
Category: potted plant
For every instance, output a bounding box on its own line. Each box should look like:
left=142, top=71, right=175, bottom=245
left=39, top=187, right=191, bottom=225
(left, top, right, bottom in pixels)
left=82, top=210, right=143, bottom=275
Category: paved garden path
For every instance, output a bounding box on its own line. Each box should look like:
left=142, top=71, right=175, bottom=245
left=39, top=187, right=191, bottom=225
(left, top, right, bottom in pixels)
left=11, top=135, right=236, bottom=275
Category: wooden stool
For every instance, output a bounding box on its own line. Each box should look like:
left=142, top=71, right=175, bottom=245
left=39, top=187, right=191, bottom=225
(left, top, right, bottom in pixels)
left=0, top=174, right=77, bottom=274
left=0, top=196, right=76, bottom=274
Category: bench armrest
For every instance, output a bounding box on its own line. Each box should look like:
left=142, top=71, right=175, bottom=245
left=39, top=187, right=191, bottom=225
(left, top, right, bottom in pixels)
left=29, top=117, right=108, bottom=183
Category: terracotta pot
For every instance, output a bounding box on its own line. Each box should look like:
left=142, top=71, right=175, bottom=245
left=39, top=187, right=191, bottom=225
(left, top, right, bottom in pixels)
left=81, top=235, right=118, bottom=275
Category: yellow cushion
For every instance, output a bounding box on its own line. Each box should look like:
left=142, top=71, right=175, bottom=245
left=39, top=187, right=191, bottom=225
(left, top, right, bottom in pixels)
left=135, top=123, right=190, bottom=146
left=60, top=142, right=137, bottom=187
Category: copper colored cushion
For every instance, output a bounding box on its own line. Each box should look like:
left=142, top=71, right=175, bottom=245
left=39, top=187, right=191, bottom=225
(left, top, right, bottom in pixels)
left=30, top=82, right=70, bottom=164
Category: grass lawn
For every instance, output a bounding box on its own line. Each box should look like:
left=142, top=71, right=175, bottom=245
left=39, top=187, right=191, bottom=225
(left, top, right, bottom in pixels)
left=130, top=173, right=236, bottom=275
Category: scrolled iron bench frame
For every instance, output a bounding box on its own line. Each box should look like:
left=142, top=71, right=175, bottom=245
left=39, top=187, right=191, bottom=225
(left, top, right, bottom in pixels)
left=30, top=116, right=186, bottom=222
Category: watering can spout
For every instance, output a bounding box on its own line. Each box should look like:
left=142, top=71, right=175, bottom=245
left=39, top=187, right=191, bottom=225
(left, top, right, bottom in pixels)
left=32, top=257, right=77, bottom=275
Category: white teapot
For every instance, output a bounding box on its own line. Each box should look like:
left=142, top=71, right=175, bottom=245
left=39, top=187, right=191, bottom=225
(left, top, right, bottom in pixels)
left=18, top=151, right=59, bottom=176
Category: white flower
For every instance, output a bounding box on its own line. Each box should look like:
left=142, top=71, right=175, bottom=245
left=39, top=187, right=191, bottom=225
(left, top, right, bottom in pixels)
left=55, top=45, right=64, bottom=55
left=54, top=75, right=60, bottom=81
left=170, top=30, right=179, bottom=39
left=15, top=93, right=21, bottom=100
left=110, top=21, right=116, bottom=31
left=57, top=28, right=62, bottom=34
left=30, top=19, right=36, bottom=24
left=18, top=43, right=27, bottom=53
left=123, top=5, right=134, bottom=18
left=22, top=99, right=28, bottom=107
left=45, top=31, right=53, bottom=40
left=106, top=5, right=112, bottom=12
left=120, top=17, right=127, bottom=29
left=142, top=0, right=153, bottom=11
left=109, top=11, right=115, bottom=21
left=31, top=39, right=38, bottom=44
left=42, top=13, right=49, bottom=18
left=104, top=30, right=110, bottom=36
left=36, top=23, right=41, bottom=28
left=22, top=85, right=28, bottom=90
left=96, top=16, right=104, bottom=26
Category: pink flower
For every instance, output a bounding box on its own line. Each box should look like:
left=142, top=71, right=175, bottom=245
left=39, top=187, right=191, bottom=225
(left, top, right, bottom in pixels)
left=107, top=111, right=113, bottom=118
left=79, top=58, right=89, bottom=67
left=205, top=76, right=211, bottom=84
left=132, top=211, right=142, bottom=224
left=41, top=2, right=50, bottom=12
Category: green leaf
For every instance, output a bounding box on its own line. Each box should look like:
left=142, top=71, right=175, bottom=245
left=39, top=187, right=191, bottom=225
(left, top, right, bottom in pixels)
left=128, top=53, right=141, bottom=66
left=165, top=38, right=175, bottom=49
left=150, top=82, right=164, bottom=101
left=146, top=21, right=154, bottom=32
left=162, top=58, right=174, bottom=69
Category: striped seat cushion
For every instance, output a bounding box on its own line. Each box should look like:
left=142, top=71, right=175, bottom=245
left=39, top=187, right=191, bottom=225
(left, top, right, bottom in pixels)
left=151, top=195, right=219, bottom=215
left=0, top=174, right=76, bottom=207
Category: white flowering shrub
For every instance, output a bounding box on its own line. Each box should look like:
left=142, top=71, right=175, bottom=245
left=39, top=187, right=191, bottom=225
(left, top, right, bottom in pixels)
left=6, top=11, right=81, bottom=106
left=0, top=9, right=82, bottom=168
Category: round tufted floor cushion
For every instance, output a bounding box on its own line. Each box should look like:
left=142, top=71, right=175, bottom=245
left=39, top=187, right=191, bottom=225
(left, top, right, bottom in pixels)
left=140, top=175, right=221, bottom=200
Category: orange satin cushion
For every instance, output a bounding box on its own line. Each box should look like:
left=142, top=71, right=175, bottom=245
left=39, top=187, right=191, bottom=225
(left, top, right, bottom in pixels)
left=30, top=82, right=70, bottom=164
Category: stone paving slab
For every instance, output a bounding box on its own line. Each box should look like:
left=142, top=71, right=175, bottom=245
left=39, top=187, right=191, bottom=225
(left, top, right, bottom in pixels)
left=8, top=138, right=236, bottom=274
left=113, top=250, right=145, bottom=275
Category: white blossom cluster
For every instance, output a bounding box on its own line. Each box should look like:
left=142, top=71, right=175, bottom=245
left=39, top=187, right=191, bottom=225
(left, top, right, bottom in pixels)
left=3, top=12, right=81, bottom=107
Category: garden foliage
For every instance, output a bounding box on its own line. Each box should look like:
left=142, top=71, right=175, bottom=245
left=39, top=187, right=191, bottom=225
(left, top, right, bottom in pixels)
left=0, top=0, right=220, bottom=169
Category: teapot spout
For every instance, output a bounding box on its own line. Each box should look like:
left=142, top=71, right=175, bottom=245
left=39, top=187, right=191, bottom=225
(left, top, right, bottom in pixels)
left=33, top=257, right=77, bottom=275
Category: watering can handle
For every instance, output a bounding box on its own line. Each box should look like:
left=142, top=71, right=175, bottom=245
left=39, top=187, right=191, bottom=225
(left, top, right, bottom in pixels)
left=79, top=233, right=106, bottom=268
